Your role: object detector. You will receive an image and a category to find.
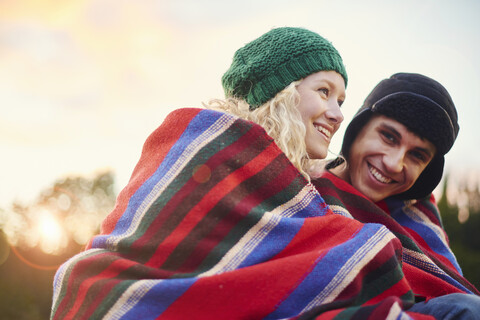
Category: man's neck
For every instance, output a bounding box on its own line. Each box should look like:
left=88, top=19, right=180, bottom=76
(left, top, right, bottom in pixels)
left=328, top=160, right=350, bottom=184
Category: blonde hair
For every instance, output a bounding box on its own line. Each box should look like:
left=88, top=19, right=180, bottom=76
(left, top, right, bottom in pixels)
left=204, top=81, right=315, bottom=179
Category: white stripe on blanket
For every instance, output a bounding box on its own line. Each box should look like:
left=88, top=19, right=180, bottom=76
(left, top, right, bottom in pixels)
left=302, top=226, right=397, bottom=311
left=200, top=184, right=319, bottom=276
left=105, top=113, right=238, bottom=250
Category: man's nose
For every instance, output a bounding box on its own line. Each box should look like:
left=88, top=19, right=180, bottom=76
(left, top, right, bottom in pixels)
left=383, top=150, right=405, bottom=173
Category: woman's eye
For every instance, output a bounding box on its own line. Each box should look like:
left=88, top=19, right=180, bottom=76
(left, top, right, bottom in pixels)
left=338, top=99, right=344, bottom=107
left=318, top=88, right=329, bottom=96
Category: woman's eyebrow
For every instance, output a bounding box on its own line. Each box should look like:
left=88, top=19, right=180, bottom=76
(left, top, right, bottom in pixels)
left=315, top=79, right=346, bottom=97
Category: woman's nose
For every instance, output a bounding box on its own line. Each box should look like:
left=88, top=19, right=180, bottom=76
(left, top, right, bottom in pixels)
left=326, top=101, right=344, bottom=124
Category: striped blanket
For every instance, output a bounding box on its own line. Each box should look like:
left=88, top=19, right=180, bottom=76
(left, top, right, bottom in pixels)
left=51, top=108, right=462, bottom=319
left=313, top=172, right=479, bottom=300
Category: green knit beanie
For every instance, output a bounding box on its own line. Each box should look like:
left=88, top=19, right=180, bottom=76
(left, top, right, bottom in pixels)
left=222, top=27, right=348, bottom=109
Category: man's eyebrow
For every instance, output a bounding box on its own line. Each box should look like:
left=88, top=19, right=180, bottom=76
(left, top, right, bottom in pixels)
left=380, top=122, right=435, bottom=158
left=415, top=145, right=435, bottom=158
left=379, top=123, right=401, bottom=139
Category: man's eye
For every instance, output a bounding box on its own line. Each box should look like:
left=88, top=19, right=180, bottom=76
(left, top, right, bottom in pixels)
left=381, top=131, right=396, bottom=144
left=410, top=151, right=426, bottom=162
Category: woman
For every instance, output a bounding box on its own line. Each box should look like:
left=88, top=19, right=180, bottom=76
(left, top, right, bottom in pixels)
left=51, top=28, right=424, bottom=320
left=210, top=26, right=347, bottom=177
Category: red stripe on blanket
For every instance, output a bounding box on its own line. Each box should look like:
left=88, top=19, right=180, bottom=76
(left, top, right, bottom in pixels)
left=60, top=255, right=138, bottom=319
left=126, top=120, right=264, bottom=264
left=145, top=140, right=283, bottom=268
left=177, top=154, right=300, bottom=273
left=158, top=249, right=329, bottom=319
left=375, top=200, right=389, bottom=213
left=403, top=262, right=465, bottom=299
left=321, top=172, right=371, bottom=201
left=414, top=195, right=443, bottom=226
left=405, top=313, right=436, bottom=320
left=96, top=108, right=201, bottom=238
left=402, top=225, right=458, bottom=272
left=367, top=275, right=413, bottom=305
left=331, top=238, right=409, bottom=304
left=272, top=213, right=364, bottom=260
left=312, top=308, right=344, bottom=319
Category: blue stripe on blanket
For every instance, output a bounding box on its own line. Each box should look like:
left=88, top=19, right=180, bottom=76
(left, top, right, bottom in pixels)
left=403, top=253, right=473, bottom=294
left=394, top=210, right=462, bottom=274
left=90, top=110, right=232, bottom=248
left=265, top=223, right=391, bottom=319
left=118, top=278, right=196, bottom=319
left=292, top=194, right=331, bottom=218
left=237, top=217, right=304, bottom=268
left=236, top=191, right=331, bottom=268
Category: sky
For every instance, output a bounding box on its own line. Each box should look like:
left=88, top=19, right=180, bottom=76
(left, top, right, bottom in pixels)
left=1, top=0, right=479, bottom=207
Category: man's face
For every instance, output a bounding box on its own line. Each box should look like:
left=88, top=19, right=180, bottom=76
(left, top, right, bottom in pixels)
left=345, top=115, right=436, bottom=202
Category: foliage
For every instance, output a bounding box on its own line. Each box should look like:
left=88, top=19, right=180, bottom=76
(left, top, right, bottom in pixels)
left=438, top=174, right=480, bottom=289
left=0, top=170, right=479, bottom=319
left=0, top=171, right=116, bottom=320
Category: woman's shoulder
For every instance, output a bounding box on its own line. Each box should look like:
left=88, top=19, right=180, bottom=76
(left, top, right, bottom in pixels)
left=161, top=107, right=243, bottom=128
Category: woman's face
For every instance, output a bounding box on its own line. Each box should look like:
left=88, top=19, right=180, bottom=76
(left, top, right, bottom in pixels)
left=343, top=115, right=436, bottom=202
left=296, top=70, right=346, bottom=159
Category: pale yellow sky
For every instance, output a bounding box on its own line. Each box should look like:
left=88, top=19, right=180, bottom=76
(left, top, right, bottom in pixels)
left=1, top=0, right=479, bottom=206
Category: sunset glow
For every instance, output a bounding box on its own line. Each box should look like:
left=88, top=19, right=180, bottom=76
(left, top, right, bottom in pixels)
left=36, top=209, right=65, bottom=254
left=38, top=212, right=62, bottom=242
left=1, top=0, right=479, bottom=245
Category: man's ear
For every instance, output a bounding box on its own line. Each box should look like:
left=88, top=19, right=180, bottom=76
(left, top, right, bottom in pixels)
left=396, top=155, right=444, bottom=200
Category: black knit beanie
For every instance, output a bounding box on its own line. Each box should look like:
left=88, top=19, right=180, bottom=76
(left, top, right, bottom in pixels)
left=339, top=73, right=459, bottom=200
left=222, top=27, right=347, bottom=109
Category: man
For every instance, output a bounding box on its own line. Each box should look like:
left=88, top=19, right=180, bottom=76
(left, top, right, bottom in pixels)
left=313, top=72, right=480, bottom=318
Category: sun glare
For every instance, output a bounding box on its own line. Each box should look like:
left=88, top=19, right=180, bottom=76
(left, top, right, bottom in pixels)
left=39, top=214, right=61, bottom=240
left=36, top=209, right=65, bottom=254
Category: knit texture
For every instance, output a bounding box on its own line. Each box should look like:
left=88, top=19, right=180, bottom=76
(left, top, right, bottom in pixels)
left=340, top=73, right=459, bottom=200
left=222, top=27, right=347, bottom=109
left=372, top=93, right=454, bottom=155
left=48, top=108, right=475, bottom=320
left=361, top=73, right=459, bottom=154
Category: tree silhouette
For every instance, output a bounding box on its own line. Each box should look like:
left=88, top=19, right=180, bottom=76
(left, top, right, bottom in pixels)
left=439, top=173, right=480, bottom=289
left=0, top=170, right=116, bottom=320
left=1, top=170, right=479, bottom=319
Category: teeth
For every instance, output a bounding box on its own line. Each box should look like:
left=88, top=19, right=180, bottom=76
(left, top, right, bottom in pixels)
left=314, top=124, right=331, bottom=138
left=369, top=165, right=393, bottom=184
